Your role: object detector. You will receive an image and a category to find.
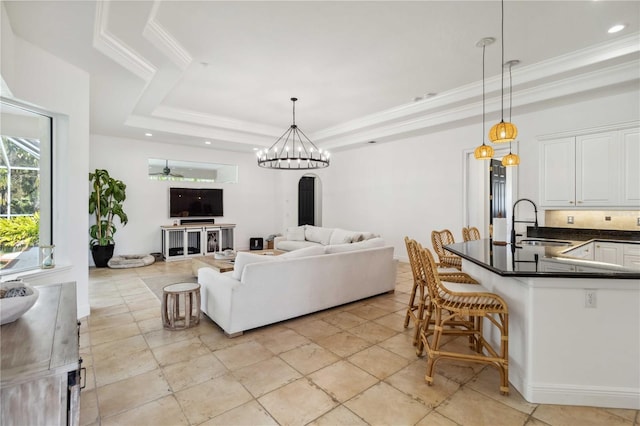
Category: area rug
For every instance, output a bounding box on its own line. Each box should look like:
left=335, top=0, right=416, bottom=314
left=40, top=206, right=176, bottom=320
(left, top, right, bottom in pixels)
left=142, top=274, right=197, bottom=301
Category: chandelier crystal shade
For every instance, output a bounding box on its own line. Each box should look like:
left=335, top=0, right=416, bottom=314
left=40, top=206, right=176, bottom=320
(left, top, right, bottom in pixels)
left=489, top=0, right=518, bottom=144
left=474, top=37, right=494, bottom=160
left=257, top=98, right=330, bottom=170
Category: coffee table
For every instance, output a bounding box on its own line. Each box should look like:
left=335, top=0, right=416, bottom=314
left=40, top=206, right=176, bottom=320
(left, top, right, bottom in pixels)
left=241, top=249, right=285, bottom=256
left=191, top=256, right=235, bottom=275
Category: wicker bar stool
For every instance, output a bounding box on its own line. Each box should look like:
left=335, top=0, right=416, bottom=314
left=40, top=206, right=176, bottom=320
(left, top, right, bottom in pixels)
left=462, top=226, right=481, bottom=242
left=162, top=282, right=201, bottom=330
left=418, top=247, right=510, bottom=395
left=431, top=229, right=462, bottom=270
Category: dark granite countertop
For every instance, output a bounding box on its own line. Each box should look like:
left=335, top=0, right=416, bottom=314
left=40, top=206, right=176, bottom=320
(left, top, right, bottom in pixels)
left=446, top=239, right=640, bottom=279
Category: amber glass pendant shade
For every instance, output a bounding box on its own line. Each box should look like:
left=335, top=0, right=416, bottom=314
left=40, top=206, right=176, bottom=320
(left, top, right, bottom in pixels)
left=501, top=151, right=520, bottom=166
left=489, top=120, right=517, bottom=143
left=474, top=143, right=494, bottom=160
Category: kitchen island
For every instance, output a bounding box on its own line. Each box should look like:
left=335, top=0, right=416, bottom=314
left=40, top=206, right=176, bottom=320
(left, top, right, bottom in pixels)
left=446, top=239, right=640, bottom=409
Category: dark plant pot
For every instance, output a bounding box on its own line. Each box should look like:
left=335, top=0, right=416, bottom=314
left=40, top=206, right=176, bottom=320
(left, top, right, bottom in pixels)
left=91, top=244, right=115, bottom=268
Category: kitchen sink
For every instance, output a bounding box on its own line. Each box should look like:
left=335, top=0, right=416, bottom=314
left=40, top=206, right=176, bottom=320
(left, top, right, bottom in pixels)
left=519, top=239, right=573, bottom=247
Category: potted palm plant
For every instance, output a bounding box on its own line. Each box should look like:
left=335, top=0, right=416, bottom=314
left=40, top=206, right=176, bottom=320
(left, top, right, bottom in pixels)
left=89, top=169, right=128, bottom=267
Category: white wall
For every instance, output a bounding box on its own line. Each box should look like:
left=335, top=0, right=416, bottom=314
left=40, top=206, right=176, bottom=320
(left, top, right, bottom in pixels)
left=1, top=4, right=91, bottom=317
left=89, top=135, right=280, bottom=257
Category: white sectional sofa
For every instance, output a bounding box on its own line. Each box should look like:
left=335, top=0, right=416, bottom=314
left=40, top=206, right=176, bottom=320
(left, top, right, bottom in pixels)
left=274, top=225, right=378, bottom=251
left=198, top=238, right=396, bottom=336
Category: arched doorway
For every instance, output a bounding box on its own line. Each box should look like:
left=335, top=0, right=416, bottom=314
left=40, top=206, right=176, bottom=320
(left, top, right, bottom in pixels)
left=298, top=174, right=322, bottom=226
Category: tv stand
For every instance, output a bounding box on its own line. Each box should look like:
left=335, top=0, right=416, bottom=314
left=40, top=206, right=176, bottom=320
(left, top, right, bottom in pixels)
left=180, top=218, right=215, bottom=225
left=161, top=224, right=235, bottom=262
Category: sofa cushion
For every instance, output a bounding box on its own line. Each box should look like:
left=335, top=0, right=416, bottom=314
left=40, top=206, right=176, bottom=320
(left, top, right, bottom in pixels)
left=280, top=245, right=326, bottom=259
left=325, top=237, right=386, bottom=254
left=329, top=228, right=358, bottom=245
left=305, top=225, right=334, bottom=245
left=357, top=232, right=378, bottom=241
left=277, top=240, right=320, bottom=251
left=358, top=237, right=386, bottom=249
left=286, top=226, right=306, bottom=241
left=232, top=252, right=280, bottom=280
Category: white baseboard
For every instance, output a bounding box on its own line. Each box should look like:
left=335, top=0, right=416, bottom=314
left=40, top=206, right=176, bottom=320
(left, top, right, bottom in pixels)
left=529, top=383, right=640, bottom=409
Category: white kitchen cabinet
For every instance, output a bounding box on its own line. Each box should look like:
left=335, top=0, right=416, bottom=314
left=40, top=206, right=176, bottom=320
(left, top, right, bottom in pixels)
left=623, top=243, right=640, bottom=270
left=539, top=259, right=575, bottom=272
left=539, top=124, right=639, bottom=208
left=621, top=128, right=640, bottom=206
left=594, top=241, right=624, bottom=266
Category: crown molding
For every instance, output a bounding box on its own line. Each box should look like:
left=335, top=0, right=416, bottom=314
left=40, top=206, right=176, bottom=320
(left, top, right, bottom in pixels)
left=93, top=0, right=156, bottom=81
left=314, top=32, right=640, bottom=144
left=143, top=1, right=192, bottom=70
left=152, top=106, right=283, bottom=138
left=537, top=120, right=640, bottom=141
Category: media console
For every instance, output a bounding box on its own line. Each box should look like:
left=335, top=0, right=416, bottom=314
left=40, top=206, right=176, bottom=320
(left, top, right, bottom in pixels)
left=161, top=223, right=236, bottom=262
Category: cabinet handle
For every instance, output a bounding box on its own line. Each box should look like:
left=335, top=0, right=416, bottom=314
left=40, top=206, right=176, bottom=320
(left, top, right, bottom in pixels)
left=569, top=201, right=574, bottom=204
left=577, top=201, right=583, bottom=204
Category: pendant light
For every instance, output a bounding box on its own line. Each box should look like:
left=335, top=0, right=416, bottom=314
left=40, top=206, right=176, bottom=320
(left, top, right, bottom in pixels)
left=489, top=0, right=517, bottom=144
left=502, top=60, right=520, bottom=166
left=474, top=37, right=495, bottom=160
left=257, top=98, right=330, bottom=170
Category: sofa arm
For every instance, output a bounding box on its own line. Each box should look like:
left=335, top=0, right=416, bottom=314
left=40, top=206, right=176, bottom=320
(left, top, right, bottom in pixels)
left=273, top=235, right=287, bottom=250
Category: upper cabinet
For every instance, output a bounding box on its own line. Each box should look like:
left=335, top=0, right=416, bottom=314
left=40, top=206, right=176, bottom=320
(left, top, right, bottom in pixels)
left=539, top=124, right=639, bottom=208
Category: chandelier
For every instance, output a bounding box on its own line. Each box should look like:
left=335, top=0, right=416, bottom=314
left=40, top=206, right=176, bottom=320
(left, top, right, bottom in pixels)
left=257, top=98, right=330, bottom=170
left=489, top=0, right=518, bottom=144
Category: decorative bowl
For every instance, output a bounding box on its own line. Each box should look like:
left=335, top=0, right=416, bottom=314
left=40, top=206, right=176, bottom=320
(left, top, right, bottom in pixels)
left=0, top=280, right=39, bottom=325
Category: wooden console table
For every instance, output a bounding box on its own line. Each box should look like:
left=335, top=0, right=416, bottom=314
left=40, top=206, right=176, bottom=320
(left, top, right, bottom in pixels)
left=1, top=282, right=81, bottom=426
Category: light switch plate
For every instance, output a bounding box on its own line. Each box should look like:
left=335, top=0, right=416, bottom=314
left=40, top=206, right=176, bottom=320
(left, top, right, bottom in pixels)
left=567, top=216, right=574, bottom=224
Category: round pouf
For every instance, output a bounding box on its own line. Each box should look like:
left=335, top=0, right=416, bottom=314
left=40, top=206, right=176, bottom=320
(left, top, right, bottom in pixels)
left=161, top=282, right=201, bottom=330
left=107, top=254, right=155, bottom=269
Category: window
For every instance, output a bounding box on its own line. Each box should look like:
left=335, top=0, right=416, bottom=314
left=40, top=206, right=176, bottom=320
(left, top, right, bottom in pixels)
left=0, top=101, right=52, bottom=276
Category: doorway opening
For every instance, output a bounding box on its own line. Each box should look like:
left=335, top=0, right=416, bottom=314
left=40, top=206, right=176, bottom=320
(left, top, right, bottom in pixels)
left=298, top=174, right=322, bottom=226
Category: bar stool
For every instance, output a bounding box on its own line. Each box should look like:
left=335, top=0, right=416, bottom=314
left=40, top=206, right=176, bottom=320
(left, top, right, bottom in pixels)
left=162, top=282, right=201, bottom=330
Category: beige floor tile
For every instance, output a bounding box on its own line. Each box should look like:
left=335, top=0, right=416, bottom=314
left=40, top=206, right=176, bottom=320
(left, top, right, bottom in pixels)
left=214, top=340, right=273, bottom=370
left=368, top=296, right=407, bottom=313
left=467, top=367, right=537, bottom=414
left=287, top=318, right=341, bottom=339
left=96, top=369, right=172, bottom=418
left=436, top=387, right=529, bottom=426
left=131, top=306, right=161, bottom=322
left=315, top=331, right=372, bottom=358
left=347, top=321, right=397, bottom=344
left=93, top=348, right=158, bottom=387
left=92, top=335, right=149, bottom=361
left=532, top=405, right=635, bottom=426
left=430, top=337, right=488, bottom=384
left=89, top=304, right=131, bottom=319
left=322, top=311, right=369, bottom=330
left=101, top=395, right=188, bottom=426
left=345, top=381, right=431, bottom=425
left=82, top=362, right=96, bottom=392
left=524, top=418, right=551, bottom=426
left=89, top=322, right=141, bottom=346
left=89, top=312, right=135, bottom=332
left=308, top=360, right=378, bottom=402
left=174, top=374, right=253, bottom=425
left=348, top=345, right=410, bottom=380
left=150, top=336, right=211, bottom=367
left=347, top=303, right=390, bottom=320
left=309, top=405, right=368, bottom=426
left=279, top=342, right=340, bottom=375
left=378, top=330, right=418, bottom=361
left=258, top=378, right=338, bottom=425
left=385, top=359, right=459, bottom=408
left=199, top=328, right=252, bottom=351
left=233, top=356, right=302, bottom=397
left=415, top=410, right=459, bottom=426
left=373, top=311, right=409, bottom=332
left=143, top=326, right=201, bottom=349
left=200, top=400, right=278, bottom=426
left=603, top=408, right=638, bottom=423
left=162, top=353, right=228, bottom=392
left=79, top=389, right=100, bottom=426
left=136, top=316, right=164, bottom=334
left=253, top=327, right=310, bottom=354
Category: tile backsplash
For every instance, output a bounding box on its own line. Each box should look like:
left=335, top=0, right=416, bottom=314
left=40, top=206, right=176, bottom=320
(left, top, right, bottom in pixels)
left=545, top=210, right=640, bottom=231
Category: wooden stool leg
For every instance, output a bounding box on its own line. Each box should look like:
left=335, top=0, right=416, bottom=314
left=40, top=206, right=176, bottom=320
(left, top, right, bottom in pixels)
left=195, top=289, right=201, bottom=325
left=185, top=292, right=192, bottom=328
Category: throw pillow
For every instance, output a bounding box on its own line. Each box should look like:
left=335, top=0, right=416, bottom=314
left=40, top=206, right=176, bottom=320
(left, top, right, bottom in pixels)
left=305, top=226, right=334, bottom=245
left=280, top=245, right=326, bottom=259
left=358, top=237, right=386, bottom=249
left=329, top=228, right=357, bottom=245
left=286, top=226, right=306, bottom=241
left=232, top=252, right=280, bottom=280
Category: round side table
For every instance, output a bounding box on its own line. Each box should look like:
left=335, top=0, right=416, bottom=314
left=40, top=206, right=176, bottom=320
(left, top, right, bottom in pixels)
left=161, top=282, right=201, bottom=330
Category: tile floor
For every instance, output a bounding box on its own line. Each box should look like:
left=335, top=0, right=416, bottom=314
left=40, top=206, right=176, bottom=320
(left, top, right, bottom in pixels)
left=80, top=260, right=639, bottom=426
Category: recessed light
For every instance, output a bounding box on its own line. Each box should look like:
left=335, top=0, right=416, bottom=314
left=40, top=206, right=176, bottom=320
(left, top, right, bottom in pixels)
left=204, top=141, right=211, bottom=145
left=608, top=24, right=625, bottom=34
left=368, top=140, right=377, bottom=144
left=145, top=132, right=153, bottom=137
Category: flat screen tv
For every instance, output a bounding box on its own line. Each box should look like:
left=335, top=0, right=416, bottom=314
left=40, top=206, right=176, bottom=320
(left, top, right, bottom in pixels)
left=170, top=188, right=223, bottom=218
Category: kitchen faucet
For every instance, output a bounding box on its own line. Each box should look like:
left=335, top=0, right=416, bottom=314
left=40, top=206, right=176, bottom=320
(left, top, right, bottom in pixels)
left=511, top=198, right=538, bottom=248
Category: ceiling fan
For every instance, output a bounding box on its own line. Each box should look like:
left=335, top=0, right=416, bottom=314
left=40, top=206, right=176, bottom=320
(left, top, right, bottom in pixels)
left=150, top=160, right=183, bottom=178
